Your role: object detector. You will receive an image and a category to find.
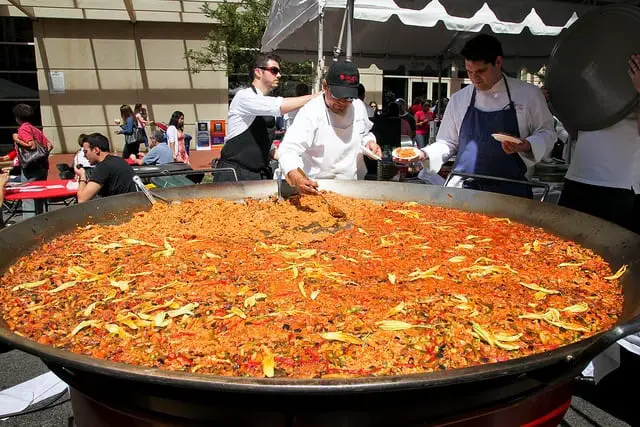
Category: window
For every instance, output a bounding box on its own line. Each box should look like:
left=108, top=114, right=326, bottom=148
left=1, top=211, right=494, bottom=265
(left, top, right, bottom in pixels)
left=0, top=17, right=39, bottom=155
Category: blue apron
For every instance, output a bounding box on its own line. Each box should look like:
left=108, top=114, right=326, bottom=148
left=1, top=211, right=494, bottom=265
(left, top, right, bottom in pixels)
left=452, top=77, right=532, bottom=199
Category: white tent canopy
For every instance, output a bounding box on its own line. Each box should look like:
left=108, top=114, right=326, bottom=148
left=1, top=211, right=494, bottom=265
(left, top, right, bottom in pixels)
left=261, top=0, right=595, bottom=72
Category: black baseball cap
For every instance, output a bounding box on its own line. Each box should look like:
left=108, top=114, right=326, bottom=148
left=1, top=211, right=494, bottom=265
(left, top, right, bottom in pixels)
left=326, top=61, right=359, bottom=99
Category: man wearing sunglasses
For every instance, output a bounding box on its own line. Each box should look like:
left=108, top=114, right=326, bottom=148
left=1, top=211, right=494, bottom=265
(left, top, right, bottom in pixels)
left=278, top=60, right=382, bottom=195
left=215, top=53, right=318, bottom=181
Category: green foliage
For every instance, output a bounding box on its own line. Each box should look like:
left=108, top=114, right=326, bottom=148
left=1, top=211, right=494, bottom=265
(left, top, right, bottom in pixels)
left=185, top=0, right=313, bottom=90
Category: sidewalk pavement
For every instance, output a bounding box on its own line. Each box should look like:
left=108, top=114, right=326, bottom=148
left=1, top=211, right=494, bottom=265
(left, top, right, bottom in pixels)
left=46, top=146, right=222, bottom=181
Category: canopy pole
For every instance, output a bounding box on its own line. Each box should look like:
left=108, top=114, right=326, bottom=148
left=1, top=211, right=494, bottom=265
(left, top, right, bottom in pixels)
left=346, top=0, right=354, bottom=62
left=316, top=11, right=324, bottom=92
left=333, top=7, right=348, bottom=60
left=437, top=55, right=443, bottom=117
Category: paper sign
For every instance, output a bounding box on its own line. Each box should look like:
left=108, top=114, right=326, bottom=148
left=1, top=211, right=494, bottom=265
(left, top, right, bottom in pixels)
left=49, top=72, right=65, bottom=94
left=0, top=371, right=68, bottom=417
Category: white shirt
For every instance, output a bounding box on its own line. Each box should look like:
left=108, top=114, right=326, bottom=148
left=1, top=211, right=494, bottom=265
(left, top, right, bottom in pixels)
left=226, top=87, right=283, bottom=141
left=166, top=125, right=179, bottom=157
left=565, top=113, right=640, bottom=193
left=424, top=77, right=556, bottom=174
left=278, top=95, right=376, bottom=180
left=72, top=149, right=91, bottom=168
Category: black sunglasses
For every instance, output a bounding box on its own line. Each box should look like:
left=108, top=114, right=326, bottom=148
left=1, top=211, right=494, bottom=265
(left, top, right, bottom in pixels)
left=259, top=66, right=281, bottom=76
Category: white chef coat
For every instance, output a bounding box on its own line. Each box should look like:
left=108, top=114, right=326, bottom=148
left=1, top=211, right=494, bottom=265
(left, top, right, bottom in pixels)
left=423, top=77, right=556, bottom=175
left=225, top=87, right=283, bottom=142
left=278, top=95, right=375, bottom=180
left=565, top=113, right=640, bottom=193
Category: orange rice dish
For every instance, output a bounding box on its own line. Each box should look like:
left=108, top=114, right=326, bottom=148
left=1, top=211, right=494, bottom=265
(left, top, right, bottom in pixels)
left=0, top=194, right=625, bottom=378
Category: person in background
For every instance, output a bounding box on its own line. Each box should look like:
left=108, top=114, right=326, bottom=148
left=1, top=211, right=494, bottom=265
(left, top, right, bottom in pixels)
left=134, top=103, right=153, bottom=151
left=358, top=84, right=375, bottom=119
left=12, top=103, right=53, bottom=217
left=166, top=111, right=189, bottom=164
left=415, top=101, right=434, bottom=149
left=369, top=101, right=379, bottom=117
left=279, top=61, right=382, bottom=194
left=555, top=55, right=640, bottom=234
left=0, top=173, right=9, bottom=229
left=73, top=133, right=92, bottom=169
left=405, top=34, right=555, bottom=198
left=396, top=98, right=416, bottom=146
left=132, top=130, right=173, bottom=166
left=74, top=133, right=136, bottom=203
left=115, top=105, right=139, bottom=159
left=410, top=96, right=423, bottom=116
left=216, top=53, right=318, bottom=182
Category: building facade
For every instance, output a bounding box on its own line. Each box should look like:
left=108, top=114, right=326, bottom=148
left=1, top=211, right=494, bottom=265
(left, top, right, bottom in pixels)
left=1, top=0, right=228, bottom=154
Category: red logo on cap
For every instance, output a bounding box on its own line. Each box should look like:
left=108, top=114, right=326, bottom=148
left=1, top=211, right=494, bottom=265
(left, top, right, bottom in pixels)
left=339, top=73, right=357, bottom=84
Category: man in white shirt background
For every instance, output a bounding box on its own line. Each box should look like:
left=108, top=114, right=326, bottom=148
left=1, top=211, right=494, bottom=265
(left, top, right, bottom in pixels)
left=214, top=53, right=318, bottom=182
left=406, top=34, right=556, bottom=198
left=553, top=53, right=640, bottom=234
left=279, top=60, right=382, bottom=195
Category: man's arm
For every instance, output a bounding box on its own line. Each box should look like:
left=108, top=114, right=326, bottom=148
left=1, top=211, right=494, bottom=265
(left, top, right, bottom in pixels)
left=233, top=90, right=318, bottom=118
left=516, top=87, right=557, bottom=163
left=74, top=166, right=103, bottom=203
left=280, top=94, right=318, bottom=115
left=142, top=148, right=159, bottom=165
left=278, top=110, right=319, bottom=194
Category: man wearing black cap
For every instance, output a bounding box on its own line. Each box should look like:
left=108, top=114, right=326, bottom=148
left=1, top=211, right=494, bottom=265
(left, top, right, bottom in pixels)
left=279, top=61, right=382, bottom=194
left=215, top=53, right=319, bottom=181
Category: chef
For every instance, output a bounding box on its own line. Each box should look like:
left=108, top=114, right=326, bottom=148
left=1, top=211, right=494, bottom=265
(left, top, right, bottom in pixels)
left=278, top=60, right=382, bottom=195
left=405, top=34, right=556, bottom=198
left=215, top=53, right=318, bottom=182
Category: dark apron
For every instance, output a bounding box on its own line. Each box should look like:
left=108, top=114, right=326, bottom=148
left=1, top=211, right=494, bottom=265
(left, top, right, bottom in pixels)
left=452, top=77, right=532, bottom=199
left=215, top=86, right=274, bottom=182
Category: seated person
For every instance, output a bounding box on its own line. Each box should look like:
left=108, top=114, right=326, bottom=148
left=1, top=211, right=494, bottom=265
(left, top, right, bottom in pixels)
left=74, top=133, right=137, bottom=203
left=73, top=133, right=92, bottom=169
left=131, top=130, right=173, bottom=166
left=0, top=172, right=8, bottom=230
left=0, top=150, right=21, bottom=182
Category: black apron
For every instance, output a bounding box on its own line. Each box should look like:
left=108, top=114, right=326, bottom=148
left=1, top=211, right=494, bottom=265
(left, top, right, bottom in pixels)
left=215, top=86, right=274, bottom=182
left=452, top=76, right=532, bottom=199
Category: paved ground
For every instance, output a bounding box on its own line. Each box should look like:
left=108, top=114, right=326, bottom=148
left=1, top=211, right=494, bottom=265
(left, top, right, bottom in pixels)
left=0, top=348, right=633, bottom=426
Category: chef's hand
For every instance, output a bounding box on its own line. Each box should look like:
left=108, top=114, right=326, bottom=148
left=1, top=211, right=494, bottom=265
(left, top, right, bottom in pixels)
left=502, top=139, right=531, bottom=155
left=629, top=54, right=640, bottom=94
left=393, top=148, right=427, bottom=164
left=286, top=169, right=319, bottom=195
left=364, top=140, right=382, bottom=158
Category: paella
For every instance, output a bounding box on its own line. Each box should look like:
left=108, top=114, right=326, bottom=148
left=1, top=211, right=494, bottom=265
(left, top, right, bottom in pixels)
left=0, top=194, right=625, bottom=378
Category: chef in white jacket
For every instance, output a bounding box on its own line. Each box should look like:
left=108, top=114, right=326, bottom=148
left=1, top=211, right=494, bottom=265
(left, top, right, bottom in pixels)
left=278, top=61, right=382, bottom=195
left=405, top=34, right=556, bottom=198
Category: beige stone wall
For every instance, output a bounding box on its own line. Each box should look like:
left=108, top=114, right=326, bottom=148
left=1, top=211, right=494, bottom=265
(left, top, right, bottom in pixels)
left=33, top=19, right=227, bottom=154
left=359, top=65, right=383, bottom=105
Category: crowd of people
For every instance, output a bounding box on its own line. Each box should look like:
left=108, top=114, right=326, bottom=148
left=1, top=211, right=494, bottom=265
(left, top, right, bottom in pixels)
left=1, top=35, right=638, bottom=235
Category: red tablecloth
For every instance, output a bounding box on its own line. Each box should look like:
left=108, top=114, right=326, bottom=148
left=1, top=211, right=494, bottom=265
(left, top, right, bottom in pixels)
left=4, top=179, right=77, bottom=201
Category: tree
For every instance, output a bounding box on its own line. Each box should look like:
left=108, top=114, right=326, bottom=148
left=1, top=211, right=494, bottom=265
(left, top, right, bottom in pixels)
left=186, top=0, right=313, bottom=94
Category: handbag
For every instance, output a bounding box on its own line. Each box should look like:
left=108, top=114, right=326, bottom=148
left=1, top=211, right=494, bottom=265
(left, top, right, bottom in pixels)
left=125, top=126, right=146, bottom=145
left=17, top=125, right=49, bottom=169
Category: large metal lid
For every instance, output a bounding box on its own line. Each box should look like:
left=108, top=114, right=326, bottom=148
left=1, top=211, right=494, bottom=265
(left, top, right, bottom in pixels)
left=546, top=5, right=640, bottom=131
